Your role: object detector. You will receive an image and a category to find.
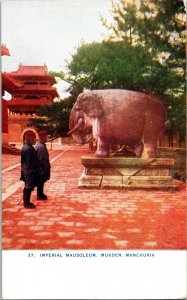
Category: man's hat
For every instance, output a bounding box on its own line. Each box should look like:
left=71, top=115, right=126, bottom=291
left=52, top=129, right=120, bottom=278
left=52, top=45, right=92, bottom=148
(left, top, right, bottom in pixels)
left=38, top=130, right=48, bottom=136
left=24, top=131, right=35, bottom=136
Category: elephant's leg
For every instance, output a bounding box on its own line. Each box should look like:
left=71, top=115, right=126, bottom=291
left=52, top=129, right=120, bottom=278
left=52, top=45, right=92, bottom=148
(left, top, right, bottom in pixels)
left=144, top=113, right=165, bottom=158
left=134, top=141, right=144, bottom=158
left=144, top=140, right=158, bottom=158
left=155, top=148, right=161, bottom=157
left=95, top=137, right=110, bottom=158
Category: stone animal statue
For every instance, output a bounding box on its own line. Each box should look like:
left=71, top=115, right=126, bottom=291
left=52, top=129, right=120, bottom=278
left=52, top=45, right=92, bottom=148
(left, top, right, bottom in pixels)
left=68, top=89, right=167, bottom=158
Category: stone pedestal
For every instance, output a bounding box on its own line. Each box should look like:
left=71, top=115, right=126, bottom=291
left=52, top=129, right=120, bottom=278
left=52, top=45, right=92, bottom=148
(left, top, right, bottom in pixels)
left=78, top=156, right=177, bottom=190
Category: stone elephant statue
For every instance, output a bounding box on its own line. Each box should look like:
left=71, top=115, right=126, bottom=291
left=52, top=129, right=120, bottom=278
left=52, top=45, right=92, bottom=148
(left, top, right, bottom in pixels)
left=68, top=89, right=167, bottom=158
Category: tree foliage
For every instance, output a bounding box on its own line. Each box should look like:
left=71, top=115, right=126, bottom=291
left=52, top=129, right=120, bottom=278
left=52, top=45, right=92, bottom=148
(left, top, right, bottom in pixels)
left=101, top=0, right=186, bottom=58
left=31, top=100, right=73, bottom=140
left=48, top=70, right=65, bottom=80
left=101, top=0, right=140, bottom=45
left=101, top=0, right=186, bottom=134
left=67, top=41, right=170, bottom=96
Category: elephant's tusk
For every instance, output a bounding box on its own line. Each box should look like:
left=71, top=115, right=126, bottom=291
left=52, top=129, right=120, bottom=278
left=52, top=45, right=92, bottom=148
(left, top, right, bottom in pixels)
left=67, top=118, right=83, bottom=135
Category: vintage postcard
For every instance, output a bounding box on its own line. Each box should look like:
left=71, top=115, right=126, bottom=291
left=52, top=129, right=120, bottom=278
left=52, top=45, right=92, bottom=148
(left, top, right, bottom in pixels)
left=1, top=0, right=186, bottom=299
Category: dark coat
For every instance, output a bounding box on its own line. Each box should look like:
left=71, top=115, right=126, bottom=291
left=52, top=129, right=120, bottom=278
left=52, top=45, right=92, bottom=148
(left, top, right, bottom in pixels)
left=20, top=142, right=40, bottom=189
left=35, top=141, right=51, bottom=182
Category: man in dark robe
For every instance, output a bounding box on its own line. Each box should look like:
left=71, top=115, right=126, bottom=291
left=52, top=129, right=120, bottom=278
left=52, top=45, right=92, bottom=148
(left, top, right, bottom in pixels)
left=35, top=130, right=51, bottom=200
left=20, top=131, right=40, bottom=208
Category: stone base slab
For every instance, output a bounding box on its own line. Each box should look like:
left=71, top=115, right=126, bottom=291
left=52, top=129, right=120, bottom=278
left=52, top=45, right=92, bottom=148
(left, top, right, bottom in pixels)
left=78, top=172, right=102, bottom=188
left=78, top=157, right=177, bottom=189
left=85, top=167, right=170, bottom=176
left=81, top=157, right=174, bottom=167
left=102, top=176, right=123, bottom=188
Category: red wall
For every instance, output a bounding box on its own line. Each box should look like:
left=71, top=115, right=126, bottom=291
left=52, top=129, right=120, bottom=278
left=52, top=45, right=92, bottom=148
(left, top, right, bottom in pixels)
left=2, top=99, right=8, bottom=133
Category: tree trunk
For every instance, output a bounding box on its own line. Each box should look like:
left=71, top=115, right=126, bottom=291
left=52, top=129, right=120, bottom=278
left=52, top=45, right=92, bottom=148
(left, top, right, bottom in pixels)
left=169, top=131, right=173, bottom=147
left=168, top=131, right=173, bottom=147
left=129, top=27, right=132, bottom=45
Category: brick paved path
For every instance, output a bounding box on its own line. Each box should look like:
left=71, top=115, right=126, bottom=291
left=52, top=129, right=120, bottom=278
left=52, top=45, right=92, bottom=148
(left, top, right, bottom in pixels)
left=2, top=144, right=186, bottom=250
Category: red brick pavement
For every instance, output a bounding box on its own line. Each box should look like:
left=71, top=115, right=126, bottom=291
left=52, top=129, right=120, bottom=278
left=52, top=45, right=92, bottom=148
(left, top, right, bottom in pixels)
left=2, top=148, right=67, bottom=199
left=2, top=144, right=186, bottom=250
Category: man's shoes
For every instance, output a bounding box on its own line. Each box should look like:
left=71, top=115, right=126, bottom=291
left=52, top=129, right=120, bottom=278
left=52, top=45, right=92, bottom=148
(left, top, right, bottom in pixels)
left=23, top=188, right=35, bottom=208
left=24, top=202, right=36, bottom=209
left=37, top=194, right=47, bottom=200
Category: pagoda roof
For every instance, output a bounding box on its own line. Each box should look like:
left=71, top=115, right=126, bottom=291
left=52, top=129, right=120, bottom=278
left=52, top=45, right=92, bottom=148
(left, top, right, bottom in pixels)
left=8, top=64, right=56, bottom=84
left=1, top=72, right=22, bottom=94
left=9, top=86, right=58, bottom=97
left=8, top=98, right=53, bottom=113
left=10, top=64, right=48, bottom=76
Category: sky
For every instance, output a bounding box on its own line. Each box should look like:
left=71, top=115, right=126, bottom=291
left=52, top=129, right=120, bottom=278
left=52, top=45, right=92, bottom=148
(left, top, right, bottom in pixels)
left=1, top=0, right=113, bottom=73
left=2, top=0, right=186, bottom=99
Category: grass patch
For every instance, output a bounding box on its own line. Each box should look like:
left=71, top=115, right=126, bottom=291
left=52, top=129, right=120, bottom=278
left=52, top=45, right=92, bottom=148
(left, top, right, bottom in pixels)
left=160, top=148, right=186, bottom=182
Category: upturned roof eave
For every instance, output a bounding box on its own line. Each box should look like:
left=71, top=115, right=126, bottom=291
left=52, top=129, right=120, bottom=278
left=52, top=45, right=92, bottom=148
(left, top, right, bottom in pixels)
left=2, top=72, right=23, bottom=92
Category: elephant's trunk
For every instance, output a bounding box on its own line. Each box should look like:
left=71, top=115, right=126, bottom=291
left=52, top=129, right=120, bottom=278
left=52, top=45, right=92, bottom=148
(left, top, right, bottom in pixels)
left=67, top=117, right=83, bottom=135
left=69, top=109, right=93, bottom=144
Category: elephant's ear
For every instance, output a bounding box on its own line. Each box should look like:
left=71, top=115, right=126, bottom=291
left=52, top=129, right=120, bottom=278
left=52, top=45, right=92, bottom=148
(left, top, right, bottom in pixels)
left=82, top=93, right=103, bottom=117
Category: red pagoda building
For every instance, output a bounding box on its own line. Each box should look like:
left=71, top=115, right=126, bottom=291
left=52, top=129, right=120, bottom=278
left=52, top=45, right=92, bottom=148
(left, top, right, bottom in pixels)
left=7, top=64, right=58, bottom=143
left=2, top=73, right=22, bottom=145
left=1, top=44, right=22, bottom=146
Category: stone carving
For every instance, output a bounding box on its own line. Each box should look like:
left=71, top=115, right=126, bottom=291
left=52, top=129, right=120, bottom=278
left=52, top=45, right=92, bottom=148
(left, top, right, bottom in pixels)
left=69, top=89, right=167, bottom=158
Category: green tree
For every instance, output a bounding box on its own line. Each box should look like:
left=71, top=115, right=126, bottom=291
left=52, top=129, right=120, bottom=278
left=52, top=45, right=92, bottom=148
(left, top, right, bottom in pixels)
left=48, top=70, right=82, bottom=105
left=31, top=100, right=73, bottom=145
left=48, top=70, right=65, bottom=80
left=67, top=40, right=164, bottom=93
left=101, top=0, right=139, bottom=45
left=101, top=0, right=186, bottom=135
left=67, top=39, right=183, bottom=108
left=101, top=0, right=186, bottom=58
